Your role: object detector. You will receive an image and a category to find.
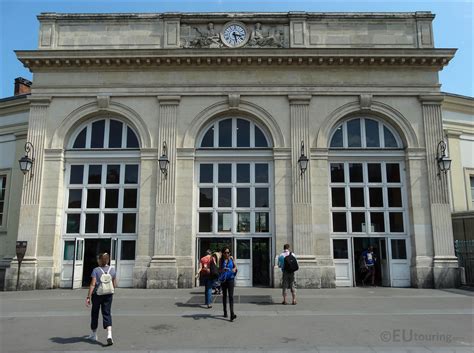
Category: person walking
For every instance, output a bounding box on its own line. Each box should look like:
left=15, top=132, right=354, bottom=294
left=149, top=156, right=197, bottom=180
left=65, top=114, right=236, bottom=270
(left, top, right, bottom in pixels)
left=278, top=244, right=299, bottom=305
left=198, top=249, right=213, bottom=308
left=219, top=247, right=238, bottom=321
left=85, top=252, right=117, bottom=346
left=361, top=245, right=376, bottom=286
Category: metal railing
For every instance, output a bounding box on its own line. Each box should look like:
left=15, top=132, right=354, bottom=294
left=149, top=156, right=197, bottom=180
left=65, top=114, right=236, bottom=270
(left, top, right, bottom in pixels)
left=454, top=240, right=474, bottom=285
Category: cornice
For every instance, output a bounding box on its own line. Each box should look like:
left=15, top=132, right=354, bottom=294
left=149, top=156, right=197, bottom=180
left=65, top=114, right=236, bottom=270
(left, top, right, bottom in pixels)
left=0, top=96, right=30, bottom=113
left=37, top=12, right=434, bottom=21
left=16, top=48, right=456, bottom=72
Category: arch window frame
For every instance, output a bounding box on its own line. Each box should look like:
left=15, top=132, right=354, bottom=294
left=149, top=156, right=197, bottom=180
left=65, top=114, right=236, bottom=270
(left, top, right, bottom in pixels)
left=329, top=117, right=403, bottom=150
left=197, top=117, right=271, bottom=149
left=68, top=117, right=140, bottom=150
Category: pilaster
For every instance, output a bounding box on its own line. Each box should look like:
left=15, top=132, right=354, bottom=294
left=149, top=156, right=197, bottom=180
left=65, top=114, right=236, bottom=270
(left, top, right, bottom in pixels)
left=419, top=95, right=460, bottom=288
left=5, top=96, right=51, bottom=290
left=147, top=96, right=181, bottom=288
left=288, top=95, right=319, bottom=287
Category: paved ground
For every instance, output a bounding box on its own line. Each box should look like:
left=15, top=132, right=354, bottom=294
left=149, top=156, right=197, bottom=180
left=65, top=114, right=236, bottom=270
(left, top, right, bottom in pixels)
left=0, top=287, right=473, bottom=353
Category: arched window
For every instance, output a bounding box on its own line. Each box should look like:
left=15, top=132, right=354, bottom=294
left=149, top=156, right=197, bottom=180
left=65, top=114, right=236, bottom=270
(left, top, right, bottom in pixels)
left=199, top=117, right=270, bottom=148
left=70, top=118, right=139, bottom=149
left=329, top=117, right=401, bottom=149
left=62, top=117, right=140, bottom=288
left=195, top=116, right=273, bottom=286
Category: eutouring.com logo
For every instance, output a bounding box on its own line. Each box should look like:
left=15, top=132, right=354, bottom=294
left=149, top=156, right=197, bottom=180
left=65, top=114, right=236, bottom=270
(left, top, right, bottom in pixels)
left=380, top=329, right=453, bottom=343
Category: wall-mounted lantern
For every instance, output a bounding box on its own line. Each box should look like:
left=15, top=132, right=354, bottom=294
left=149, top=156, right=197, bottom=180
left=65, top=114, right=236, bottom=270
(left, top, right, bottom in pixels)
left=297, top=140, right=309, bottom=177
left=436, top=140, right=452, bottom=175
left=158, top=141, right=169, bottom=177
left=18, top=142, right=35, bottom=179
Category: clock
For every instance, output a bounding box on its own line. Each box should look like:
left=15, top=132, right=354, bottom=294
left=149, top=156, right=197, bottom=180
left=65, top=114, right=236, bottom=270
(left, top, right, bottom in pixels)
left=221, top=22, right=249, bottom=48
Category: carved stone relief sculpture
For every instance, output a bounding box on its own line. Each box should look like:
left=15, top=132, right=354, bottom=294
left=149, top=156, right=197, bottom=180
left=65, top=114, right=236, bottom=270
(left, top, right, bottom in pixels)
left=185, top=22, right=223, bottom=48
left=248, top=22, right=285, bottom=48
left=181, top=21, right=288, bottom=48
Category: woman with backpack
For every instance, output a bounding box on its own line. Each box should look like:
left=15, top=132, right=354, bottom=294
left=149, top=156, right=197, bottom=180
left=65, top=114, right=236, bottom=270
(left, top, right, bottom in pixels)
left=219, top=247, right=238, bottom=321
left=85, top=252, right=117, bottom=346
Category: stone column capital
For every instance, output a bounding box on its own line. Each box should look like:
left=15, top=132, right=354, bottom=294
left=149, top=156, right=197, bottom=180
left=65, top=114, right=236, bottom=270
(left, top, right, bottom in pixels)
left=27, top=96, right=52, bottom=107
left=445, top=129, right=463, bottom=138
left=418, top=95, right=444, bottom=105
left=157, top=96, right=181, bottom=105
left=288, top=95, right=312, bottom=105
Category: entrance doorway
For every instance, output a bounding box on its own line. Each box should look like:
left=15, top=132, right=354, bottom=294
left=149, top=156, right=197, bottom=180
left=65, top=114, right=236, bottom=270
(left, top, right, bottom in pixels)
left=197, top=237, right=271, bottom=287
left=353, top=237, right=386, bottom=287
left=82, top=239, right=111, bottom=286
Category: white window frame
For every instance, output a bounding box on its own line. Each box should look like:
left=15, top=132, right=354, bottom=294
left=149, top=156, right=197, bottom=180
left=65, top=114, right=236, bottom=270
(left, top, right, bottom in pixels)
left=63, top=160, right=140, bottom=239
left=197, top=117, right=272, bottom=149
left=0, top=169, right=11, bottom=232
left=464, top=168, right=474, bottom=211
left=328, top=159, right=408, bottom=238
left=68, top=117, right=140, bottom=150
left=196, top=159, right=273, bottom=238
left=329, top=117, right=403, bottom=149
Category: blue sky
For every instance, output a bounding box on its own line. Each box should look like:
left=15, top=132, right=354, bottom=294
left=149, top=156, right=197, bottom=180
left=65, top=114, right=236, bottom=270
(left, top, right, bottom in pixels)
left=0, top=0, right=472, bottom=98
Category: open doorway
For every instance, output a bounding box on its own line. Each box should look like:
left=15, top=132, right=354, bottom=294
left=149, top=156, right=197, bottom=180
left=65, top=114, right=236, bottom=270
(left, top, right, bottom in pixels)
left=82, top=238, right=111, bottom=286
left=353, top=237, right=389, bottom=287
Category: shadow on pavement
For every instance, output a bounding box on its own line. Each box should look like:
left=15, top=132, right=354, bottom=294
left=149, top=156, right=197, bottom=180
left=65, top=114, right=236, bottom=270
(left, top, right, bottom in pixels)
left=50, top=336, right=104, bottom=346
left=175, top=301, right=205, bottom=308
left=181, top=313, right=229, bottom=321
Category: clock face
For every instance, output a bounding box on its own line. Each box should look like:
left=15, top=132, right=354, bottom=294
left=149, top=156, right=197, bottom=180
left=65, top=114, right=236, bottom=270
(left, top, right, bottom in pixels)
left=222, top=22, right=248, bottom=48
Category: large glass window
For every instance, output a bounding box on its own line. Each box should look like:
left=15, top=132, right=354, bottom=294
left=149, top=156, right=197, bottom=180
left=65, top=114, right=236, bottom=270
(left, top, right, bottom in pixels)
left=65, top=163, right=140, bottom=236
left=199, top=118, right=270, bottom=148
left=70, top=118, right=140, bottom=149
left=197, top=162, right=272, bottom=235
left=330, top=118, right=401, bottom=149
left=329, top=161, right=406, bottom=235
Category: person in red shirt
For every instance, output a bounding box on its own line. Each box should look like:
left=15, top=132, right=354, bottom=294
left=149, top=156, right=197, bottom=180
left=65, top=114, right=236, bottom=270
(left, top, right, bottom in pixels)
left=198, top=249, right=213, bottom=308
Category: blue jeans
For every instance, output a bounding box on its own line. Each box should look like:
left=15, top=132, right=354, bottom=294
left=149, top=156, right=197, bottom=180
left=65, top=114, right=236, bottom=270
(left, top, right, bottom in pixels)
left=203, top=278, right=213, bottom=305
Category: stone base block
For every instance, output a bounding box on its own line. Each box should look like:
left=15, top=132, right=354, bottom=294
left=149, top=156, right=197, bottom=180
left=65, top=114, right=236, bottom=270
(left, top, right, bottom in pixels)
left=132, top=266, right=148, bottom=288
left=433, top=265, right=461, bottom=289
left=273, top=264, right=336, bottom=289
left=146, top=257, right=178, bottom=289
left=411, top=266, right=434, bottom=288
left=4, top=260, right=37, bottom=291
left=36, top=267, right=54, bottom=289
left=178, top=267, right=194, bottom=288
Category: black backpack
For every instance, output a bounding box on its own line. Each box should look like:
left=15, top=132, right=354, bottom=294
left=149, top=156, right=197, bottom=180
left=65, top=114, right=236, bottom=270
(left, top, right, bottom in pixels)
left=284, top=253, right=299, bottom=273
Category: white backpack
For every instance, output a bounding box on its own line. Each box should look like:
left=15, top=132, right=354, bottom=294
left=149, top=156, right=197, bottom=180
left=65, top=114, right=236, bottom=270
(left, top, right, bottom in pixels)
left=96, top=267, right=115, bottom=295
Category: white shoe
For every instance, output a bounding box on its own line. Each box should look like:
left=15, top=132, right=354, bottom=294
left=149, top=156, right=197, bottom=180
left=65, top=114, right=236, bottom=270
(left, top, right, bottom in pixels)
left=86, top=333, right=97, bottom=341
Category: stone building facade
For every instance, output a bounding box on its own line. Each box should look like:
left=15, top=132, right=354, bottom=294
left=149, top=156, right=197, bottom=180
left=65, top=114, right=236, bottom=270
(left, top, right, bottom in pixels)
left=0, top=12, right=462, bottom=290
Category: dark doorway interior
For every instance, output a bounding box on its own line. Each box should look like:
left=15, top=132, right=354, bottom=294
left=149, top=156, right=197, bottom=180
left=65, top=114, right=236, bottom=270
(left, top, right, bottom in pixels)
left=82, top=238, right=111, bottom=286
left=198, top=238, right=233, bottom=258
left=353, top=237, right=382, bottom=286
left=252, top=238, right=270, bottom=287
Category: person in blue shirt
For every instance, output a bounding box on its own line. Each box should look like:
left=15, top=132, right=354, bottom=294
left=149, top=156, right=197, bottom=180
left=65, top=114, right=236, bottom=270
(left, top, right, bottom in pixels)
left=219, top=247, right=238, bottom=321
left=361, top=246, right=376, bottom=286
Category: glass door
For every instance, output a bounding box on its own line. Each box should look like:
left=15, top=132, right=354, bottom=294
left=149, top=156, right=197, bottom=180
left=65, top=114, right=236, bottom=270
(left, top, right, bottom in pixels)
left=332, top=238, right=353, bottom=286
left=389, top=238, right=410, bottom=287
left=72, top=238, right=84, bottom=289
left=235, top=238, right=252, bottom=286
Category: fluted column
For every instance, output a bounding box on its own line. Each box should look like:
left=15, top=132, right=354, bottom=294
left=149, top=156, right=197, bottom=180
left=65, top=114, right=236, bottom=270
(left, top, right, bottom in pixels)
left=147, top=96, right=180, bottom=288
left=5, top=97, right=51, bottom=290
left=289, top=95, right=314, bottom=257
left=420, top=95, right=459, bottom=288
